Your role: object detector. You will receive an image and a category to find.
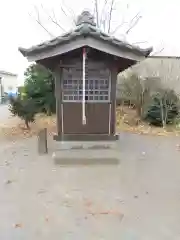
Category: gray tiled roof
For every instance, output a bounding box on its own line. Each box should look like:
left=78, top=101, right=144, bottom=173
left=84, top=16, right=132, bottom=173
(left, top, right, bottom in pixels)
left=19, top=11, right=152, bottom=58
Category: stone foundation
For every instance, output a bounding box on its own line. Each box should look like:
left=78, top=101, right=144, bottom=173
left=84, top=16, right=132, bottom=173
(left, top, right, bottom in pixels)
left=52, top=141, right=120, bottom=165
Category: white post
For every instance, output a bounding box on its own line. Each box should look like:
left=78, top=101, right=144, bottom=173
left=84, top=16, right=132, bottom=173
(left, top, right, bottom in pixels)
left=82, top=47, right=86, bottom=125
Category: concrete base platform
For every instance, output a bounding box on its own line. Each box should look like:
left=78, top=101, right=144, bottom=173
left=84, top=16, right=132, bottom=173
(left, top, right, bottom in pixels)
left=52, top=140, right=120, bottom=165
left=52, top=149, right=120, bottom=165
left=53, top=140, right=119, bottom=150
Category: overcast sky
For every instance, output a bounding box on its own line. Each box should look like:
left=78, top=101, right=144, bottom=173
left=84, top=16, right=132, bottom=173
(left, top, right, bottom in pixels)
left=0, top=0, right=179, bottom=84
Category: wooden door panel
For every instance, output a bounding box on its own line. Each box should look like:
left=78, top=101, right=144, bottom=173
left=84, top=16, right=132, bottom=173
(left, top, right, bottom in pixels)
left=86, top=103, right=109, bottom=134
left=63, top=103, right=109, bottom=134
left=63, top=103, right=86, bottom=134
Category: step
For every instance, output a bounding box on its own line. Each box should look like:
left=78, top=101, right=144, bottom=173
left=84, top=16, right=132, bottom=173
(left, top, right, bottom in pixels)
left=52, top=141, right=119, bottom=151
left=52, top=148, right=120, bottom=166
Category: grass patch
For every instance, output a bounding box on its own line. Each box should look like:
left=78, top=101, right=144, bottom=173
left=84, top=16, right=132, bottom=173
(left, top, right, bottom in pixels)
left=116, top=106, right=180, bottom=137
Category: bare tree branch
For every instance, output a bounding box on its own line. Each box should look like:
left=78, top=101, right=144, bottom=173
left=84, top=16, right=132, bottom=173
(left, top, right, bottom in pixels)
left=110, top=20, right=127, bottom=35
left=31, top=1, right=78, bottom=38
left=30, top=0, right=144, bottom=42
left=94, top=0, right=99, bottom=27
left=60, top=3, right=75, bottom=26
left=109, top=3, right=137, bottom=36
left=99, top=0, right=108, bottom=28
left=151, top=47, right=164, bottom=56
left=128, top=12, right=141, bottom=27
left=107, top=0, right=115, bottom=33
left=126, top=12, right=142, bottom=35
left=61, top=0, right=76, bottom=25
left=30, top=6, right=54, bottom=38
left=40, top=4, right=66, bottom=32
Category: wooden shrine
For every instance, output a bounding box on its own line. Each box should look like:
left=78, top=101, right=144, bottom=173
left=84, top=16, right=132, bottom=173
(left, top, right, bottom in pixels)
left=19, top=10, right=152, bottom=143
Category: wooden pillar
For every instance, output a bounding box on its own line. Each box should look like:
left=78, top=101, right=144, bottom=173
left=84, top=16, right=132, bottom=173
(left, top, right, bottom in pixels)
left=54, top=67, right=62, bottom=136
left=38, top=128, right=48, bottom=154
left=110, top=65, right=118, bottom=135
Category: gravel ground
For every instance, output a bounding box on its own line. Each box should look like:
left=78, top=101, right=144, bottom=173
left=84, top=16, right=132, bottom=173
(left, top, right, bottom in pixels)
left=0, top=104, right=19, bottom=127
left=1, top=133, right=180, bottom=239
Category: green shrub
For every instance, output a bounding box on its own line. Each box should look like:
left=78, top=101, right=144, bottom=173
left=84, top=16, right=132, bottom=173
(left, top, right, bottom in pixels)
left=9, top=97, right=36, bottom=129
left=24, top=63, right=56, bottom=115
left=144, top=89, right=179, bottom=127
left=9, top=63, right=56, bottom=127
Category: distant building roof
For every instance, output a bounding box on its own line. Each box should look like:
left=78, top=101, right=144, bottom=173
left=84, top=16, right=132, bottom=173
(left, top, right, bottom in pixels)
left=149, top=55, right=180, bottom=59
left=118, top=56, right=180, bottom=94
left=0, top=70, right=17, bottom=77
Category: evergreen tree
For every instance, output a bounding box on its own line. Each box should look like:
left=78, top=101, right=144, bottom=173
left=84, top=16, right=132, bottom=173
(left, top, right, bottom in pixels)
left=24, top=64, right=55, bottom=115
left=145, top=89, right=179, bottom=127
left=9, top=63, right=55, bottom=129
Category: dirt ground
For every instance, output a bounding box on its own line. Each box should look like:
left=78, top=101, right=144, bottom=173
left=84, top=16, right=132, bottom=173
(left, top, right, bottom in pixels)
left=1, top=133, right=180, bottom=239
left=0, top=105, right=179, bottom=143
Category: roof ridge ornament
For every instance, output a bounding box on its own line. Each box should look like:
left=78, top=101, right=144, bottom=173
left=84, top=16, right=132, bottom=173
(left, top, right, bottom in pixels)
left=76, top=10, right=96, bottom=27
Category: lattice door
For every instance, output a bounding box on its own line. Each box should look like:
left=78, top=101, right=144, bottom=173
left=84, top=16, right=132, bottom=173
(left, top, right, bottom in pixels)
left=61, top=63, right=111, bottom=134
left=62, top=67, right=110, bottom=102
